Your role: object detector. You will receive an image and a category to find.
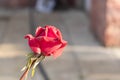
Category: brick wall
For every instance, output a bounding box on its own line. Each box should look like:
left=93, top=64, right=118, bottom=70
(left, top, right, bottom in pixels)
left=91, top=0, right=120, bottom=47
left=105, top=0, right=120, bottom=46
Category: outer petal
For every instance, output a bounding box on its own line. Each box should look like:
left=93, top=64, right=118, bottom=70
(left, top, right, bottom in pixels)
left=37, top=36, right=62, bottom=56
left=35, top=26, right=45, bottom=37
left=29, top=38, right=41, bottom=54
left=25, top=34, right=34, bottom=39
left=45, top=25, right=63, bottom=41
left=56, top=29, right=63, bottom=41
left=52, top=40, right=67, bottom=58
left=45, top=25, right=58, bottom=38
left=25, top=34, right=41, bottom=54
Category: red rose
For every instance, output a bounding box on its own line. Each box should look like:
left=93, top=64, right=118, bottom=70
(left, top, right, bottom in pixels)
left=25, top=25, right=67, bottom=58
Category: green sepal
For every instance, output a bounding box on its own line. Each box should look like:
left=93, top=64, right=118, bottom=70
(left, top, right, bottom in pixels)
left=31, top=55, right=45, bottom=77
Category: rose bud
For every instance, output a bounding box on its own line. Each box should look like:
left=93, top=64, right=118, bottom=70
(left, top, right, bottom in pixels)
left=25, top=25, right=67, bottom=58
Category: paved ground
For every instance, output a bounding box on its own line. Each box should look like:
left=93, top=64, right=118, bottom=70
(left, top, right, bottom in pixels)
left=0, top=9, right=120, bottom=80
left=0, top=9, right=43, bottom=80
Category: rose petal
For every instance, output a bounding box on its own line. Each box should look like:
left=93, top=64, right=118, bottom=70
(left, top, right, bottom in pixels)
left=29, top=38, right=41, bottom=54
left=52, top=40, right=67, bottom=58
left=45, top=25, right=58, bottom=38
left=24, top=34, right=34, bottom=39
left=37, top=36, right=62, bottom=56
left=35, top=26, right=45, bottom=37
left=25, top=34, right=41, bottom=54
left=56, top=29, right=63, bottom=41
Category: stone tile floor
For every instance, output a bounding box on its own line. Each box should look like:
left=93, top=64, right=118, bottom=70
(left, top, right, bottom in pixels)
left=0, top=9, right=120, bottom=80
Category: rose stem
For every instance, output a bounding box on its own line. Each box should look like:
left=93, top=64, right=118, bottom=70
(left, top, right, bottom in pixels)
left=19, top=54, right=44, bottom=80
left=19, top=68, right=29, bottom=80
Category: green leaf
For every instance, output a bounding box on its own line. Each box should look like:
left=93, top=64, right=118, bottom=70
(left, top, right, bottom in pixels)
left=26, top=58, right=31, bottom=68
left=31, top=57, right=37, bottom=61
left=33, top=55, right=45, bottom=69
left=27, top=53, right=34, bottom=60
left=27, top=53, right=34, bottom=57
left=37, top=55, right=45, bottom=62
left=31, top=68, right=35, bottom=77
left=21, top=66, right=27, bottom=71
left=31, top=55, right=45, bottom=77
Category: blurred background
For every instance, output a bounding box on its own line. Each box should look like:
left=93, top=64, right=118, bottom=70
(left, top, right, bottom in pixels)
left=0, top=0, right=120, bottom=80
